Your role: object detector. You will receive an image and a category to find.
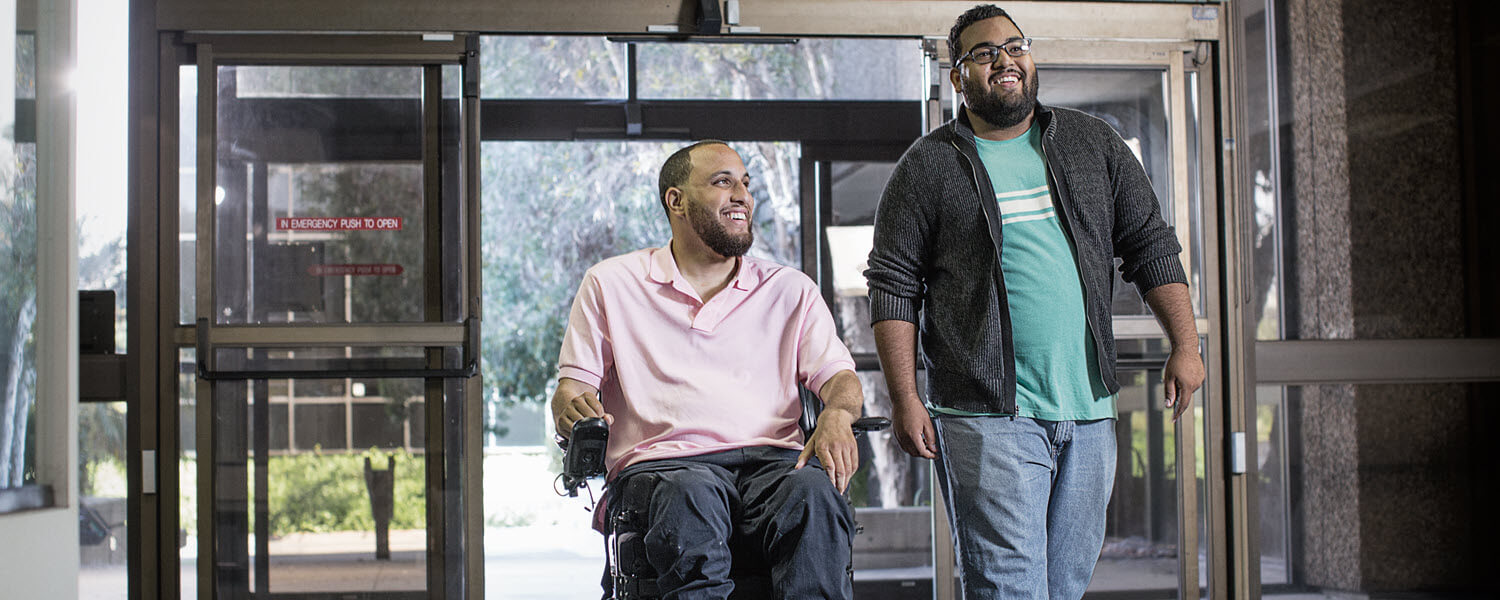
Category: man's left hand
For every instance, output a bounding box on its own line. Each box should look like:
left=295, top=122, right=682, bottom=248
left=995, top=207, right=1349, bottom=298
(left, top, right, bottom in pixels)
left=1163, top=346, right=1204, bottom=422
left=797, top=409, right=858, bottom=493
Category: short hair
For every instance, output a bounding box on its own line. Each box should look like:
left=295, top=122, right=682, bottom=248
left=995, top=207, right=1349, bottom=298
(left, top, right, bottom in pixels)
left=657, top=140, right=729, bottom=217
left=948, top=4, right=1023, bottom=62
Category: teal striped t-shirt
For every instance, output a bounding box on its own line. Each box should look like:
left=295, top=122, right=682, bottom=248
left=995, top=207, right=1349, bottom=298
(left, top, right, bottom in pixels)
left=930, top=125, right=1115, bottom=420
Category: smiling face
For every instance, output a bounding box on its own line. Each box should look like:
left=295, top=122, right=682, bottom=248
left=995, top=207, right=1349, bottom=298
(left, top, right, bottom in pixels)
left=951, top=15, right=1039, bottom=130
left=670, top=143, right=755, bottom=258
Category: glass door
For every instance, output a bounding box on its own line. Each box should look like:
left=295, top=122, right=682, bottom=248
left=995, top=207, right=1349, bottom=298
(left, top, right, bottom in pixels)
left=1034, top=40, right=1222, bottom=600
left=175, top=34, right=482, bottom=599
left=816, top=38, right=1223, bottom=600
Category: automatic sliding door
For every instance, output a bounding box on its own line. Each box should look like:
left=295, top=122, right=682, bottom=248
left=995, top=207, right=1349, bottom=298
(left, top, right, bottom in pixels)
left=186, top=39, right=479, bottom=599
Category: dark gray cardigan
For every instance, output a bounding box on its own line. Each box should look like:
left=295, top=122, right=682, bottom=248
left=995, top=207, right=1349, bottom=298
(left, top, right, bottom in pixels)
left=864, top=104, right=1187, bottom=415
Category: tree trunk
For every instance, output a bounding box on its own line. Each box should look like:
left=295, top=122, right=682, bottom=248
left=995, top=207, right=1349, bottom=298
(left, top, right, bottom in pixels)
left=0, top=295, right=36, bottom=486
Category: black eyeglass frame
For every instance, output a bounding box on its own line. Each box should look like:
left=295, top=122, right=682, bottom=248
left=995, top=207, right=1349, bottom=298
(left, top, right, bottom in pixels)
left=956, top=37, right=1034, bottom=66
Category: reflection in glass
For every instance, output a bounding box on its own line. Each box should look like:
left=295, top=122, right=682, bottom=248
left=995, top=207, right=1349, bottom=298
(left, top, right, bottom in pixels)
left=1233, top=0, right=1285, bottom=342
left=1256, top=386, right=1291, bottom=584
left=638, top=38, right=924, bottom=101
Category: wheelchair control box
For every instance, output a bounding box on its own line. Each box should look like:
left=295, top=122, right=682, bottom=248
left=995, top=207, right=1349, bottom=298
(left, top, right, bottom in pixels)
left=562, top=417, right=609, bottom=495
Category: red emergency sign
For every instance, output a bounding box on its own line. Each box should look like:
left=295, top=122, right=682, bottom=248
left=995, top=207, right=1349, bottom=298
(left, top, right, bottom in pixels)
left=307, top=264, right=405, bottom=276
left=277, top=217, right=404, bottom=231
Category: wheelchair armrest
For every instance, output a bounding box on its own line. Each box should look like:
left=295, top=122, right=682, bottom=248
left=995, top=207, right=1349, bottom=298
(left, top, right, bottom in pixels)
left=851, top=416, right=891, bottom=436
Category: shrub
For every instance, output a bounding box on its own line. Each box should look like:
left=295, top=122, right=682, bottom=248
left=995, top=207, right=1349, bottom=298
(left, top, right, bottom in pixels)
left=266, top=447, right=426, bottom=536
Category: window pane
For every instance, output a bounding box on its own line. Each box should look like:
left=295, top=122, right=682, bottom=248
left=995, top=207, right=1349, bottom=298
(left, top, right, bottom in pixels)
left=0, top=21, right=37, bottom=494
left=638, top=38, right=924, bottom=100
left=825, top=161, right=896, bottom=354
left=179, top=349, right=198, bottom=599
left=179, top=64, right=197, bottom=324
left=213, top=65, right=436, bottom=325
left=1256, top=385, right=1291, bottom=584
left=1268, top=384, right=1475, bottom=589
left=78, top=403, right=128, bottom=594
left=1089, top=363, right=1208, bottom=593
left=236, top=66, right=422, bottom=99
left=212, top=376, right=428, bottom=595
left=76, top=0, right=130, bottom=588
left=1039, top=67, right=1171, bottom=318
left=480, top=36, right=626, bottom=99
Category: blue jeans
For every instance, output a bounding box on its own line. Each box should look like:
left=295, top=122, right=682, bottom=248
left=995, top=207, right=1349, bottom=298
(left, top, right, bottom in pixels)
left=932, top=417, right=1117, bottom=600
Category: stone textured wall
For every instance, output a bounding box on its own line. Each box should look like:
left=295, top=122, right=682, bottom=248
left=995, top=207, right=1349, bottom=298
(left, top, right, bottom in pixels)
left=1340, top=0, right=1472, bottom=591
left=1285, top=0, right=1474, bottom=591
left=1286, top=0, right=1362, bottom=589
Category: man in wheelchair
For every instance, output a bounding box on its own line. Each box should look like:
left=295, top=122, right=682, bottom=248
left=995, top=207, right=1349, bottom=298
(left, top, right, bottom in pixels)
left=551, top=140, right=866, bottom=599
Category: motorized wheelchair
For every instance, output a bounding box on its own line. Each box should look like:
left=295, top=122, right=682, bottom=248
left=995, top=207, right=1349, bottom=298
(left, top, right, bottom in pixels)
left=558, top=390, right=890, bottom=600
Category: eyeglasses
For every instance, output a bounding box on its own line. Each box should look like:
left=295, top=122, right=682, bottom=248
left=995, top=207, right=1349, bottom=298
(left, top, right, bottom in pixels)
left=957, top=38, right=1033, bottom=65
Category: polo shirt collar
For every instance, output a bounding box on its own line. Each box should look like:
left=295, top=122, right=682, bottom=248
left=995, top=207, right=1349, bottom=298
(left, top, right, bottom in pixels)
left=647, top=244, right=761, bottom=298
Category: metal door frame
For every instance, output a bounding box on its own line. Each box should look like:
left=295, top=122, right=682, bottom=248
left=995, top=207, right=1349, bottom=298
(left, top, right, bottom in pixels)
left=147, top=32, right=482, bottom=600
left=919, top=33, right=1232, bottom=600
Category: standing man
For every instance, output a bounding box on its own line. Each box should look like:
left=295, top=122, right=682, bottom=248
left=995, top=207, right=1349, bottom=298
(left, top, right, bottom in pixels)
left=554, top=140, right=864, bottom=598
left=864, top=5, right=1204, bottom=599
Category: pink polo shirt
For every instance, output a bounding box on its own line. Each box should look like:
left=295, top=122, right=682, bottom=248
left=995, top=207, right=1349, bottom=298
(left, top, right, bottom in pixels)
left=557, top=246, right=856, bottom=475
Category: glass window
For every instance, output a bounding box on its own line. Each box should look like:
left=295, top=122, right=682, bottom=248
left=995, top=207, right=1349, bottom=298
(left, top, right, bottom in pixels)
left=1089, top=356, right=1208, bottom=593
left=235, top=66, right=424, bottom=99
left=1039, top=67, right=1173, bottom=318
left=211, top=376, right=430, bottom=596
left=212, top=65, right=434, bottom=325
left=1261, top=383, right=1474, bottom=590
left=480, top=36, right=626, bottom=99
left=638, top=38, right=924, bottom=100
left=179, top=349, right=198, bottom=599
left=0, top=19, right=37, bottom=496
left=824, top=160, right=895, bottom=355
left=76, top=1, right=130, bottom=589
left=1256, top=385, right=1291, bottom=585
left=180, top=64, right=197, bottom=324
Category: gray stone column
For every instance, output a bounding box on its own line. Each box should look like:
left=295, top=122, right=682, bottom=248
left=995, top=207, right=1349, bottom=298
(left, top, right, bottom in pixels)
left=1341, top=0, right=1471, bottom=590
left=1286, top=0, right=1362, bottom=590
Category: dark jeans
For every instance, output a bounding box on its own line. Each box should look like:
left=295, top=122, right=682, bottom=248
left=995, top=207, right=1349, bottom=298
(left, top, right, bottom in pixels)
left=605, top=446, right=853, bottom=600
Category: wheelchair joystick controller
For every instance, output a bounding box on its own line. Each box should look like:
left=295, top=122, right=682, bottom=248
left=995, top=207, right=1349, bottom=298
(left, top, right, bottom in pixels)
left=561, top=417, right=609, bottom=497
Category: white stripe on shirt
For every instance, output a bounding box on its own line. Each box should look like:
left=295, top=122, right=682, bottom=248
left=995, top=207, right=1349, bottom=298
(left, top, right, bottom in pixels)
left=996, top=194, right=1053, bottom=215
left=995, top=184, right=1050, bottom=199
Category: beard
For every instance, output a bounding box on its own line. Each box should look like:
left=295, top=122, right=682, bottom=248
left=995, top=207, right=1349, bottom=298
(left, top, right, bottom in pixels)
left=962, top=67, right=1039, bottom=130
left=687, top=200, right=754, bottom=258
